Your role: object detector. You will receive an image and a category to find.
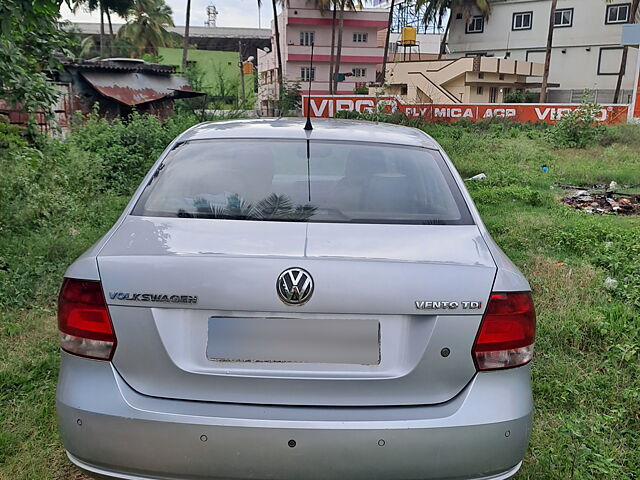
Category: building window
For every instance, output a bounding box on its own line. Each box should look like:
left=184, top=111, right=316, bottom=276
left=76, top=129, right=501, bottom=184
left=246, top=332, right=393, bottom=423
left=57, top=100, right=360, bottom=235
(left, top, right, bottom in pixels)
left=489, top=87, right=498, bottom=103
left=300, top=66, right=315, bottom=82
left=300, top=31, right=315, bottom=46
left=352, top=67, right=367, bottom=77
left=466, top=16, right=484, bottom=34
left=598, top=47, right=624, bottom=75
left=554, top=8, right=573, bottom=27
left=353, top=32, right=368, bottom=43
left=478, top=72, right=484, bottom=79
left=605, top=3, right=630, bottom=24
left=512, top=12, right=533, bottom=30
left=499, top=74, right=505, bottom=80
left=476, top=87, right=483, bottom=95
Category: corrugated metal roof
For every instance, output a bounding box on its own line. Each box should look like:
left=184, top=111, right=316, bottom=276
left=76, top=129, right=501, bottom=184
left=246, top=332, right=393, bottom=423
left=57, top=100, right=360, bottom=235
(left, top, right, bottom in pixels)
left=68, top=59, right=176, bottom=74
left=80, top=71, right=204, bottom=106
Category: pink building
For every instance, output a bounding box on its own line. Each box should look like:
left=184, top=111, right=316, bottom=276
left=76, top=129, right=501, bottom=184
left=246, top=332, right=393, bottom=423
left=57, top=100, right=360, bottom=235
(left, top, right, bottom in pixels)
left=258, top=0, right=389, bottom=113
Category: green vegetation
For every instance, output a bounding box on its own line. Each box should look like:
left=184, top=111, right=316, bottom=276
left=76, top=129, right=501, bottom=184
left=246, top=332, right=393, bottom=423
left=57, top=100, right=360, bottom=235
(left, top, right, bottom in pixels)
left=0, top=0, right=71, bottom=114
left=117, top=0, right=181, bottom=57
left=504, top=90, right=540, bottom=104
left=159, top=48, right=255, bottom=107
left=1, top=113, right=639, bottom=479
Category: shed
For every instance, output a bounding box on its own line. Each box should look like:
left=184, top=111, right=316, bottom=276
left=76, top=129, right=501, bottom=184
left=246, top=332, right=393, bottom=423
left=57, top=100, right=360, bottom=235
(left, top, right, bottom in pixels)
left=58, top=58, right=205, bottom=119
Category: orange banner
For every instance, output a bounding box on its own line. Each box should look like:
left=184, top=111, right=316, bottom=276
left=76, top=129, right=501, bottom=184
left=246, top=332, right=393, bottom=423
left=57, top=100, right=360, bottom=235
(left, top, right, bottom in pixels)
left=302, top=96, right=630, bottom=125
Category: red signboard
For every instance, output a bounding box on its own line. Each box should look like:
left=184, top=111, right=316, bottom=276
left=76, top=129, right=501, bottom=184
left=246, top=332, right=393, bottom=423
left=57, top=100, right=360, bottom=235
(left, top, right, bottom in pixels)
left=302, top=96, right=630, bottom=125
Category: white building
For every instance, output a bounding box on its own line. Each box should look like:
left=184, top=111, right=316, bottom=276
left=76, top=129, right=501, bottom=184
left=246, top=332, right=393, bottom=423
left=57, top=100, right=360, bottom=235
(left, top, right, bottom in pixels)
left=447, top=0, right=639, bottom=103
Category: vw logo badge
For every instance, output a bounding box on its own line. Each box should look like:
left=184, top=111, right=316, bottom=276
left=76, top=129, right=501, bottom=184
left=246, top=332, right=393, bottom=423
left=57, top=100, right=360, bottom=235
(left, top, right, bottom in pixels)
left=277, top=268, right=314, bottom=305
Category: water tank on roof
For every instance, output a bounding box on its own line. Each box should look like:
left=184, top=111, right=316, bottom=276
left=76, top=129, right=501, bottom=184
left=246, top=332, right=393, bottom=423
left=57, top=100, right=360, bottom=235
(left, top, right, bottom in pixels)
left=400, top=27, right=417, bottom=46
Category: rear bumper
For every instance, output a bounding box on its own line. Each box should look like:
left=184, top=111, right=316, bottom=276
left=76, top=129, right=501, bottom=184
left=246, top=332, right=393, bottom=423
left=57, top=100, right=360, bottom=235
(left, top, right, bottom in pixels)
left=57, top=352, right=533, bottom=480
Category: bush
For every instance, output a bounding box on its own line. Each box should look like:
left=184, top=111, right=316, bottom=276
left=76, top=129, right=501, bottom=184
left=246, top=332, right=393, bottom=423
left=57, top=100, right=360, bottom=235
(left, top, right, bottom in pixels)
left=0, top=116, right=26, bottom=150
left=504, top=90, right=539, bottom=103
left=0, top=111, right=207, bottom=308
left=546, top=94, right=605, bottom=148
left=66, top=110, right=211, bottom=194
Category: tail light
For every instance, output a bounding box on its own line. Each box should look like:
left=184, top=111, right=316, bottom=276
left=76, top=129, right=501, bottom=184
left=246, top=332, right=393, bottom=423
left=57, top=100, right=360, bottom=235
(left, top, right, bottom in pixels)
left=472, top=292, right=536, bottom=371
left=58, top=278, right=116, bottom=360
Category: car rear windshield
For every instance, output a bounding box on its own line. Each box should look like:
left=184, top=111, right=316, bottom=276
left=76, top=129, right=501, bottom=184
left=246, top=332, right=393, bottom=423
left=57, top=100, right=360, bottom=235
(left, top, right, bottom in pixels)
left=132, top=139, right=473, bottom=225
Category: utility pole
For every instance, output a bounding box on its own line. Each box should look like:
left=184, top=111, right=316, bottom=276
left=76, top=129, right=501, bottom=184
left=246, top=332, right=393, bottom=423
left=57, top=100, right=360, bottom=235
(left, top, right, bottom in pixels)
left=613, top=0, right=639, bottom=103
left=540, top=0, right=558, bottom=103
left=239, top=41, right=246, bottom=107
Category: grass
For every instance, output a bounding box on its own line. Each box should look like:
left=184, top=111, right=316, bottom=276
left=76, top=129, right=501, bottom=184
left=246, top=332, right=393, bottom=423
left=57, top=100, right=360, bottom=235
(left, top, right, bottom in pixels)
left=0, top=117, right=639, bottom=479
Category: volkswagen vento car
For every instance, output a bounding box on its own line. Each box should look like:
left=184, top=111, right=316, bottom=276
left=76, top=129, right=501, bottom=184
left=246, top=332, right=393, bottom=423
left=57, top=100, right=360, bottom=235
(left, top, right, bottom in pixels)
left=57, top=118, right=536, bottom=480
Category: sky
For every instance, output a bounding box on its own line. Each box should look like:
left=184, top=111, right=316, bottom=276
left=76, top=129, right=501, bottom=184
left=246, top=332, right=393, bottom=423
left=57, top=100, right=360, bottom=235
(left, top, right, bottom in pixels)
left=60, top=0, right=273, bottom=29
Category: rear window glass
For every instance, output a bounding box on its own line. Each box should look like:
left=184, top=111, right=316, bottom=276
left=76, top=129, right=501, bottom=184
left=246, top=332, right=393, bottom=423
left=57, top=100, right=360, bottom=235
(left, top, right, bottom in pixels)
left=132, top=140, right=473, bottom=225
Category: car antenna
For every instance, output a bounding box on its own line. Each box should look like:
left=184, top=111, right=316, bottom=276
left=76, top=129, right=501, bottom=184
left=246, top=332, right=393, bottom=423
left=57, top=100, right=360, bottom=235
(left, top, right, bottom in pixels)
left=304, top=42, right=314, bottom=131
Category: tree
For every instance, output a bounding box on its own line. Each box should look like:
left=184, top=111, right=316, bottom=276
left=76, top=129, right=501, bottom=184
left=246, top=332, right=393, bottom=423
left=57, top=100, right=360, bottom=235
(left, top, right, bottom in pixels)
left=332, top=0, right=362, bottom=94
left=0, top=0, right=71, bottom=114
left=105, top=0, right=133, bottom=55
left=380, top=0, right=396, bottom=84
left=72, top=0, right=132, bottom=56
left=118, top=0, right=179, bottom=57
left=415, top=0, right=491, bottom=59
left=611, top=0, right=639, bottom=103
left=182, top=0, right=191, bottom=71
left=258, top=1, right=330, bottom=105
left=540, top=0, right=557, bottom=103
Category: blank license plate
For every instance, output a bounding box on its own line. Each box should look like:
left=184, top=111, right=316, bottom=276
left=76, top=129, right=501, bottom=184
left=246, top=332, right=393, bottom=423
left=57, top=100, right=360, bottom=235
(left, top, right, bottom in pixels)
left=206, top=317, right=380, bottom=365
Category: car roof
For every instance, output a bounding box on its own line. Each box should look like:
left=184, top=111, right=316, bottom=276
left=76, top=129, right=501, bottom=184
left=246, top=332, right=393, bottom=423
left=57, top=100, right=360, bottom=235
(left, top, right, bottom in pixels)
left=179, top=118, right=439, bottom=150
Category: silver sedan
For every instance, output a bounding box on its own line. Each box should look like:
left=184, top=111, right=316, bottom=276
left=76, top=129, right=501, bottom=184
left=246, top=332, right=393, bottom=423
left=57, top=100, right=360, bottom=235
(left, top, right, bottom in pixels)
left=56, top=118, right=536, bottom=480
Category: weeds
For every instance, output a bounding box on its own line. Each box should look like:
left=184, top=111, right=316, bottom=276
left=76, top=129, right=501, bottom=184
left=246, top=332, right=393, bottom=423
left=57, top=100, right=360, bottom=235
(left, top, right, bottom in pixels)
left=545, top=96, right=605, bottom=149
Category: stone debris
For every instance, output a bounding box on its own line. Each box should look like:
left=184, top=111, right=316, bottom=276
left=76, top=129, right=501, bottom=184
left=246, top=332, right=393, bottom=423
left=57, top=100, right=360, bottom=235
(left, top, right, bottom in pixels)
left=561, top=184, right=640, bottom=215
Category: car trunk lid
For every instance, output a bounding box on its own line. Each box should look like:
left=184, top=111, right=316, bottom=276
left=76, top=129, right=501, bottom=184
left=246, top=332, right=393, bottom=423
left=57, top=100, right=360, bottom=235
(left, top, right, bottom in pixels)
left=98, top=216, right=496, bottom=406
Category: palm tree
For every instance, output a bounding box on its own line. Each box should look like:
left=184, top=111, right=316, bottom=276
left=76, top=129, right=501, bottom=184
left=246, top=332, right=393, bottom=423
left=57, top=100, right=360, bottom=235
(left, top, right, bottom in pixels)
left=258, top=1, right=331, bottom=103
left=329, top=2, right=337, bottom=93
left=71, top=0, right=105, bottom=56
left=332, top=0, right=362, bottom=94
left=118, top=0, right=178, bottom=57
left=415, top=0, right=491, bottom=59
left=182, top=193, right=317, bottom=222
left=106, top=0, right=134, bottom=55
left=72, top=0, right=133, bottom=57
left=182, top=0, right=191, bottom=71
left=380, top=0, right=396, bottom=84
